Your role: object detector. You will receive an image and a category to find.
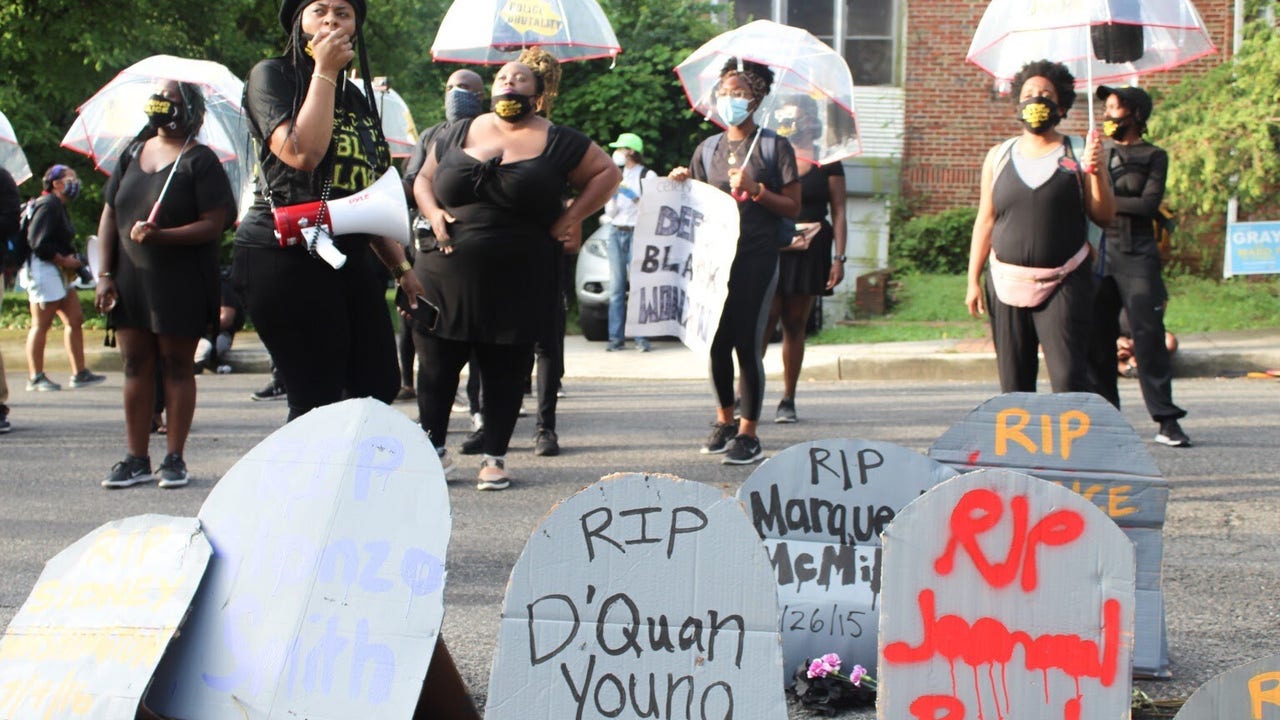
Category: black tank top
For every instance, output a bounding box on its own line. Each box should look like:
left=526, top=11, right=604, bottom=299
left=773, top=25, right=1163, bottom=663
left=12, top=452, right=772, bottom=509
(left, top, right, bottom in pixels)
left=991, top=138, right=1087, bottom=268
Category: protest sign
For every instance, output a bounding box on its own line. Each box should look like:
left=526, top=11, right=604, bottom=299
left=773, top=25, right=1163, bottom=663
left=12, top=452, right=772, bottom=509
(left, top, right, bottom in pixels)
left=486, top=473, right=787, bottom=720
left=146, top=398, right=451, bottom=720
left=1224, top=220, right=1280, bottom=277
left=735, top=439, right=958, bottom=684
left=627, top=177, right=740, bottom=354
left=1174, top=654, right=1280, bottom=719
left=928, top=391, right=1171, bottom=677
left=0, top=515, right=210, bottom=720
left=878, top=468, right=1135, bottom=720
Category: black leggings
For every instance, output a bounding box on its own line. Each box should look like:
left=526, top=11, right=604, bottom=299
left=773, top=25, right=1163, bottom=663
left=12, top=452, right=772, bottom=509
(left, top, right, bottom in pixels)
left=413, top=331, right=531, bottom=456
left=233, top=244, right=399, bottom=421
left=710, top=253, right=779, bottom=422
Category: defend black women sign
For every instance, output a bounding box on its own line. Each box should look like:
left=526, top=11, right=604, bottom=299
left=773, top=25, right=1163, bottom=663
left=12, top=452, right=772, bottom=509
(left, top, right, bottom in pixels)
left=486, top=473, right=786, bottom=720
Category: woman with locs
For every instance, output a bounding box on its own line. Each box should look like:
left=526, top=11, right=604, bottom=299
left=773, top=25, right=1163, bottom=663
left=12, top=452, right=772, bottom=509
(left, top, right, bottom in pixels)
left=232, top=0, right=425, bottom=424
left=413, top=59, right=619, bottom=491
left=965, top=59, right=1115, bottom=393
left=668, top=58, right=801, bottom=466
left=94, top=80, right=234, bottom=490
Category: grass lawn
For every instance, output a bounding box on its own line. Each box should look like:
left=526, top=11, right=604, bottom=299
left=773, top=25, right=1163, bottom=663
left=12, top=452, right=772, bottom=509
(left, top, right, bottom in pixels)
left=812, top=273, right=1280, bottom=345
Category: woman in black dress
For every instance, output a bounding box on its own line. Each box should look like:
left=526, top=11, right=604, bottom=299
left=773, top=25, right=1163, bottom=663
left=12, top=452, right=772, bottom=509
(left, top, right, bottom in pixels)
left=413, top=60, right=618, bottom=491
left=668, top=59, right=801, bottom=466
left=94, top=80, right=233, bottom=489
left=766, top=95, right=848, bottom=424
left=233, top=0, right=424, bottom=423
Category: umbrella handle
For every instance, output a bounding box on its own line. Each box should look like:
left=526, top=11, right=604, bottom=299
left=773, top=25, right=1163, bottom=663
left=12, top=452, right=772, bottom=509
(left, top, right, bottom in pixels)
left=729, top=188, right=752, bottom=203
left=146, top=201, right=161, bottom=225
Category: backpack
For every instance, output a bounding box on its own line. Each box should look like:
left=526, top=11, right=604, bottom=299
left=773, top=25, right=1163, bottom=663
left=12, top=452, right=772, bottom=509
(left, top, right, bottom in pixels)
left=2, top=198, right=38, bottom=271
left=700, top=128, right=796, bottom=247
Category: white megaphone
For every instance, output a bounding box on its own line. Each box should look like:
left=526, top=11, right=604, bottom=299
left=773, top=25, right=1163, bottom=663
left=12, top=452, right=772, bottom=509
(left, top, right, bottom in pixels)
left=273, top=171, right=410, bottom=269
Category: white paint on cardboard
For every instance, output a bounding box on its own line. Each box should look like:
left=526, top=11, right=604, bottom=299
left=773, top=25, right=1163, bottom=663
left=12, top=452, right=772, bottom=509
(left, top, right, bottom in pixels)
left=146, top=399, right=451, bottom=720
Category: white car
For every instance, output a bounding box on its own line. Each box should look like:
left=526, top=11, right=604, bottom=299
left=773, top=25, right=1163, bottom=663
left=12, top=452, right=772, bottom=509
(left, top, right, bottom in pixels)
left=573, top=224, right=612, bottom=341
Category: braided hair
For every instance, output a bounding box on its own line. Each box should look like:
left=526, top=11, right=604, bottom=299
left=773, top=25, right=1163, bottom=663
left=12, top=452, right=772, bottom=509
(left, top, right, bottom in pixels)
left=718, top=58, right=775, bottom=103
left=517, top=46, right=561, bottom=119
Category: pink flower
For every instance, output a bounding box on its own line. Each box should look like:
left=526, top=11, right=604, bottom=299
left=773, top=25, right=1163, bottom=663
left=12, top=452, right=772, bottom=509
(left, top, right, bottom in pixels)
left=807, top=658, right=832, bottom=679
left=849, top=664, right=868, bottom=686
left=821, top=653, right=842, bottom=673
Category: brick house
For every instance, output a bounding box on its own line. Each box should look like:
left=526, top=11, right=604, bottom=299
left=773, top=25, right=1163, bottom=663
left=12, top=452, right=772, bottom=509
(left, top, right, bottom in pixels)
left=726, top=0, right=1238, bottom=316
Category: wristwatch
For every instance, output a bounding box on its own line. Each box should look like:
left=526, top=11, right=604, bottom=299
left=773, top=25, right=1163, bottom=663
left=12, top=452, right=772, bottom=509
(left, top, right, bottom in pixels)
left=391, top=260, right=412, bottom=279
left=833, top=254, right=847, bottom=263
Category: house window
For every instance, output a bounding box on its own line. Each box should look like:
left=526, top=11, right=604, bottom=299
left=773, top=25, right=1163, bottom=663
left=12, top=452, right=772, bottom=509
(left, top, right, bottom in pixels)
left=731, top=0, right=899, bottom=87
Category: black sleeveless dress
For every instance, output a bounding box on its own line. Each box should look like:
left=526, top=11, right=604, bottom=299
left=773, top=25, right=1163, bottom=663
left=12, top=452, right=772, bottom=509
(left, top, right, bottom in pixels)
left=418, top=118, right=590, bottom=345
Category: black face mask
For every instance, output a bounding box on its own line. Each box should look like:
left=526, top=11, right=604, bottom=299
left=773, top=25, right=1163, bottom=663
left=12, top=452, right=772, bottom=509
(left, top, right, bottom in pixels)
left=145, top=94, right=183, bottom=131
left=1102, top=115, right=1129, bottom=138
left=491, top=91, right=535, bottom=123
left=1018, top=97, right=1061, bottom=135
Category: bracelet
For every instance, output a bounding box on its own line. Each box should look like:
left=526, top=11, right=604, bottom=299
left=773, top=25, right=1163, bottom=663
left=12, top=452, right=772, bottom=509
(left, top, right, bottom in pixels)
left=833, top=255, right=847, bottom=263
left=391, top=260, right=412, bottom=280
left=750, top=183, right=766, bottom=202
left=312, top=73, right=338, bottom=89
left=97, top=271, right=113, bottom=279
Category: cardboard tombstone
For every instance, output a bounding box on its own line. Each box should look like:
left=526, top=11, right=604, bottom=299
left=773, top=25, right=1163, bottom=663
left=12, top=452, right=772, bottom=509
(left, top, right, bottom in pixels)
left=1173, top=655, right=1280, bottom=719
left=735, top=439, right=958, bottom=684
left=146, top=399, right=451, bottom=720
left=0, top=515, right=210, bottom=720
left=486, top=473, right=787, bottom=720
left=878, top=468, right=1136, bottom=720
left=928, top=391, right=1171, bottom=678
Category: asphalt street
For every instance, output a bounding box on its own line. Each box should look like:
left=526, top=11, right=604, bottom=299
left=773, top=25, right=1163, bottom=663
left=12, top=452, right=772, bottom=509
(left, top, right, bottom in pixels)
left=1, top=372, right=1278, bottom=718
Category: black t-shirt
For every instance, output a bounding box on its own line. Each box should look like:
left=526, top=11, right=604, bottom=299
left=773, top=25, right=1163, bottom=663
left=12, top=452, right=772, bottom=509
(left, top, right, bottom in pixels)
left=798, top=161, right=845, bottom=223
left=27, top=194, right=75, bottom=261
left=690, top=130, right=798, bottom=260
left=236, top=57, right=392, bottom=249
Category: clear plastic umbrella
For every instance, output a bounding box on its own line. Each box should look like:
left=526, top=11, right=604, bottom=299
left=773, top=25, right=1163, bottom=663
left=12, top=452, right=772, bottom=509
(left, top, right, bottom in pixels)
left=430, top=0, right=621, bottom=64
left=0, top=109, right=32, bottom=185
left=675, top=20, right=861, bottom=166
left=967, top=0, right=1217, bottom=116
left=60, top=55, right=252, bottom=218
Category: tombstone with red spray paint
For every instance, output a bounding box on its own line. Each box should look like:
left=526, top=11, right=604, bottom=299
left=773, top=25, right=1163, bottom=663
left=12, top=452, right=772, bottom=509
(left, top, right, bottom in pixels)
left=877, top=468, right=1135, bottom=720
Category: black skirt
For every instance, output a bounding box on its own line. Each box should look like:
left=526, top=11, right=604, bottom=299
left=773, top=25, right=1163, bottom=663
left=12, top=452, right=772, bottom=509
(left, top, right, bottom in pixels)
left=776, top=220, right=834, bottom=296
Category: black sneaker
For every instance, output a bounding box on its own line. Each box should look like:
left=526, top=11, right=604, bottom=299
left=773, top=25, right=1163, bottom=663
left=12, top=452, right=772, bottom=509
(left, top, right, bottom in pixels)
left=0, top=404, right=10, bottom=434
left=157, top=453, right=190, bottom=488
left=722, top=434, right=764, bottom=465
left=460, top=429, right=485, bottom=455
left=1155, top=419, right=1191, bottom=447
left=26, top=372, right=61, bottom=392
left=774, top=398, right=797, bottom=424
left=102, top=454, right=153, bottom=489
left=534, top=428, right=560, bottom=456
left=251, top=380, right=286, bottom=401
left=69, top=369, right=106, bottom=388
left=700, top=421, right=738, bottom=454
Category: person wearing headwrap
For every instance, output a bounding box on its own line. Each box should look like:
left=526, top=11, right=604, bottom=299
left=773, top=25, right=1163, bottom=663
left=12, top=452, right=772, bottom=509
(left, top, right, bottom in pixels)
left=1087, top=85, right=1190, bottom=447
left=668, top=58, right=801, bottom=466
left=232, top=0, right=425, bottom=425
left=413, top=57, right=619, bottom=490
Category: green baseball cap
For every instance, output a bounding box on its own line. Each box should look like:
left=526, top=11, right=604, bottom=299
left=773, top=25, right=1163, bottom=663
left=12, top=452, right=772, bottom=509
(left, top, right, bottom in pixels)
left=608, top=132, right=644, bottom=154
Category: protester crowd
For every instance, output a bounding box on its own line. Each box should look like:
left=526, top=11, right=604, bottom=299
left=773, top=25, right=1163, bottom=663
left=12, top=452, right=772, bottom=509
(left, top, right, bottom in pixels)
left=0, top=1, right=1191, bottom=484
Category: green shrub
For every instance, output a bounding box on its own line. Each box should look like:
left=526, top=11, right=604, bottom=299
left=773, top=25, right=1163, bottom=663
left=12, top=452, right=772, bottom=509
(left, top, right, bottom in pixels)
left=889, top=207, right=977, bottom=275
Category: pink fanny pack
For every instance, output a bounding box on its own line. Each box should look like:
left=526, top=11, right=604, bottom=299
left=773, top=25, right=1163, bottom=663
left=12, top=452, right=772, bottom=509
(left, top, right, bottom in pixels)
left=988, top=243, right=1090, bottom=308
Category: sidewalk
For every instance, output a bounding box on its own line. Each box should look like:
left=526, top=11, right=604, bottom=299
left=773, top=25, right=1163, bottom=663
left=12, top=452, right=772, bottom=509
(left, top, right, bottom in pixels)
left=5, top=328, right=1278, bottom=383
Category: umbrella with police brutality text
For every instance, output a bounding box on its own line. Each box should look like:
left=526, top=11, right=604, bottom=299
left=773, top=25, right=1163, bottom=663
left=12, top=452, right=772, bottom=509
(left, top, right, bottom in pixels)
left=61, top=54, right=253, bottom=218
left=676, top=20, right=862, bottom=166
left=0, top=108, right=32, bottom=184
left=431, top=0, right=621, bottom=64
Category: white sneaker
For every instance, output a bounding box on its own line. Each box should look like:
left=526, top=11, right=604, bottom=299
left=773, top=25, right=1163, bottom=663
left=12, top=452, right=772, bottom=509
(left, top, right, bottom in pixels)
left=477, top=456, right=511, bottom=491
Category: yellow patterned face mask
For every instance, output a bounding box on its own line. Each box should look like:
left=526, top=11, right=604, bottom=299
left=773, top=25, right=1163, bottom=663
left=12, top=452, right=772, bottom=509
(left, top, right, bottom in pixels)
left=491, top=92, right=534, bottom=122
left=1018, top=97, right=1059, bottom=134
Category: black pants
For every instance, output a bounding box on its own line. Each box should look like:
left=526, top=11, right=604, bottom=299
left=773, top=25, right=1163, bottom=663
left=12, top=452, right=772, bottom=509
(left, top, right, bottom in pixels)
left=710, top=253, right=778, bottom=422
left=986, top=263, right=1094, bottom=393
left=234, top=244, right=399, bottom=421
left=413, top=331, right=531, bottom=456
left=531, top=285, right=566, bottom=432
left=1087, top=268, right=1185, bottom=421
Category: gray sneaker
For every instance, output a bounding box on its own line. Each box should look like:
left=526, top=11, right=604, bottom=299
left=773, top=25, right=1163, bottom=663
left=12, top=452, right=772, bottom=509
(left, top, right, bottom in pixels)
left=722, top=434, right=764, bottom=465
left=156, top=453, right=190, bottom=488
left=26, top=373, right=61, bottom=392
left=700, top=420, right=738, bottom=454
left=774, top=398, right=797, bottom=424
left=102, top=454, right=153, bottom=488
left=69, top=369, right=106, bottom=388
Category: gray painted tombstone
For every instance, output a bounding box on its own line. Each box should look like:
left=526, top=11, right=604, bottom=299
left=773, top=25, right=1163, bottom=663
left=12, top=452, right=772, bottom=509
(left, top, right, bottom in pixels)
left=1173, top=655, right=1280, bottom=719
left=0, top=515, right=210, bottom=719
left=927, top=391, right=1170, bottom=677
left=486, top=473, right=787, bottom=720
left=735, top=439, right=958, bottom=684
left=878, top=468, right=1135, bottom=720
left=146, top=399, right=452, bottom=719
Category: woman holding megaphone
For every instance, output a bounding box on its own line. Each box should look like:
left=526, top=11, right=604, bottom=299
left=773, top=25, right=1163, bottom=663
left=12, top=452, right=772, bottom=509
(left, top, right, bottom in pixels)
left=232, top=0, right=425, bottom=423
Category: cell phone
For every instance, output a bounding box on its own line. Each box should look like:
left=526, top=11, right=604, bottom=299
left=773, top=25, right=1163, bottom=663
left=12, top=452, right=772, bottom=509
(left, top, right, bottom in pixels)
left=395, top=287, right=440, bottom=332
